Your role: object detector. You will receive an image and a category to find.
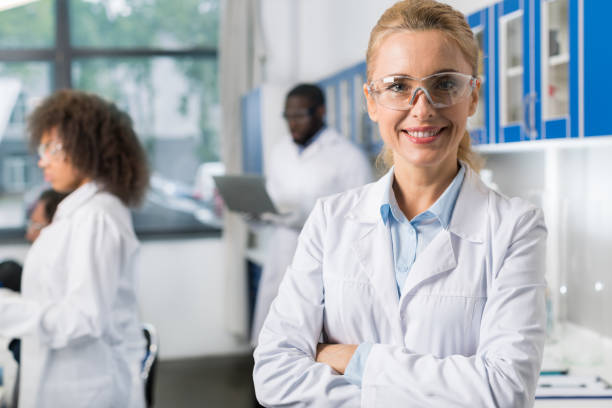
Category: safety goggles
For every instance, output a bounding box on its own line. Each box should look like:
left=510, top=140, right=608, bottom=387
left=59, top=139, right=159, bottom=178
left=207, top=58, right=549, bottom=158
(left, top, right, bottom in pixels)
left=37, top=141, right=63, bottom=160
left=367, top=72, right=479, bottom=110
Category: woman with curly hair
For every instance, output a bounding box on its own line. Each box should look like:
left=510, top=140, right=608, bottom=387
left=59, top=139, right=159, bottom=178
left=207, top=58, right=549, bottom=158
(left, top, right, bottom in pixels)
left=0, top=89, right=149, bottom=408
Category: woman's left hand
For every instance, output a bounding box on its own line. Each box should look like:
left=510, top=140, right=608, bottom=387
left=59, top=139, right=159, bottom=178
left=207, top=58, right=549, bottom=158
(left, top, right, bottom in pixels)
left=315, top=343, right=358, bottom=374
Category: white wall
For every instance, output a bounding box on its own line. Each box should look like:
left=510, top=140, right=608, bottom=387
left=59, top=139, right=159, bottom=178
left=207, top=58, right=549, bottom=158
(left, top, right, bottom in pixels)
left=482, top=145, right=612, bottom=339
left=261, top=0, right=498, bottom=84
left=136, top=238, right=249, bottom=359
left=0, top=237, right=249, bottom=360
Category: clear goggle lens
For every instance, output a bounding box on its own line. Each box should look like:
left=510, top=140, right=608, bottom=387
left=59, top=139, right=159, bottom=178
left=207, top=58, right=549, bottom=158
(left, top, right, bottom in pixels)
left=368, top=72, right=479, bottom=110
left=37, top=141, right=63, bottom=159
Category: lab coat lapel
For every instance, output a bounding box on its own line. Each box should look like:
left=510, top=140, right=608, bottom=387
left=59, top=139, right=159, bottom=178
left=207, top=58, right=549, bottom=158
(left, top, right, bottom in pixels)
left=53, top=181, right=100, bottom=221
left=400, top=229, right=456, bottom=297
left=400, top=167, right=487, bottom=297
left=348, top=172, right=404, bottom=344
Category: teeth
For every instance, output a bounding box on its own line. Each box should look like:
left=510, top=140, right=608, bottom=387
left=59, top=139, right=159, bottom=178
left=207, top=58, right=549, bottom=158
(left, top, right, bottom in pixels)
left=405, top=129, right=441, bottom=138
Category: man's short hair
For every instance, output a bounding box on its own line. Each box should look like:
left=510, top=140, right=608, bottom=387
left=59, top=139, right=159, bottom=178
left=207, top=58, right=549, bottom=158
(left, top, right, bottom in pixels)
left=287, top=84, right=325, bottom=108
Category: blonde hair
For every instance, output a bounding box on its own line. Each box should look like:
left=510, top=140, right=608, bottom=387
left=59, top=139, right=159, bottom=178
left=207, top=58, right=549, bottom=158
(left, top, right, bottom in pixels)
left=367, top=0, right=484, bottom=172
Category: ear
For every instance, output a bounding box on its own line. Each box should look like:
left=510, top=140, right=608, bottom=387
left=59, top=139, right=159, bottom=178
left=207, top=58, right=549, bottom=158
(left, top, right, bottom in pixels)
left=315, top=105, right=326, bottom=121
left=467, top=79, right=480, bottom=117
left=363, top=83, right=378, bottom=122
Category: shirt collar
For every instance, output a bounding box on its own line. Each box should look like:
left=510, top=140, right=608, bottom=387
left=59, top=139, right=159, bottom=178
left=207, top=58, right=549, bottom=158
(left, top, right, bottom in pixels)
left=53, top=181, right=101, bottom=221
left=379, top=163, right=465, bottom=228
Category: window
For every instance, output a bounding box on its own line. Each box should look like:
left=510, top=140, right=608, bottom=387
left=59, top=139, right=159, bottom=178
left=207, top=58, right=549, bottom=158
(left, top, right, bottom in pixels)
left=0, top=0, right=222, bottom=237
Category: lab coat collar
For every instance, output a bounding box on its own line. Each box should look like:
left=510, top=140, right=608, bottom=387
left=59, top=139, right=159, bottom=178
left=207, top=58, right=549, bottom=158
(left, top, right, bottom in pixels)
left=348, top=163, right=486, bottom=243
left=296, top=126, right=325, bottom=153
left=348, top=163, right=488, bottom=321
left=53, top=181, right=101, bottom=221
left=296, top=127, right=338, bottom=159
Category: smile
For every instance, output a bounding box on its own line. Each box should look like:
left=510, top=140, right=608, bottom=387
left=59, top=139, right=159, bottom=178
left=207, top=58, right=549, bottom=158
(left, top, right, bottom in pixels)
left=402, top=127, right=443, bottom=144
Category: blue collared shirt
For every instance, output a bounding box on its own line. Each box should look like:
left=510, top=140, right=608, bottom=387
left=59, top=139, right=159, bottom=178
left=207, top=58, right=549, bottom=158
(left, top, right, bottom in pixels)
left=344, top=163, right=466, bottom=387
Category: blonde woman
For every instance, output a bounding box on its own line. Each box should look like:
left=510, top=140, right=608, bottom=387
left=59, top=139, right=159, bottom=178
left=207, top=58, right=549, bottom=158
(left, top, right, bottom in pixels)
left=253, top=0, right=547, bottom=406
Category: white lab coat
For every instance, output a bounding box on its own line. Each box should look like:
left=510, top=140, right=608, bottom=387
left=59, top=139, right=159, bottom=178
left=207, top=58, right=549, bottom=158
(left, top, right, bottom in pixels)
left=253, top=167, right=547, bottom=407
left=0, top=182, right=145, bottom=408
left=250, top=127, right=373, bottom=345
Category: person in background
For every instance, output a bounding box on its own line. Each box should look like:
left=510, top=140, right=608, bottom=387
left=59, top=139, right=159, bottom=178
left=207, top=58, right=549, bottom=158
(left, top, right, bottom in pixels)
left=0, top=89, right=149, bottom=408
left=0, top=189, right=65, bottom=296
left=253, top=1, right=547, bottom=406
left=250, top=83, right=374, bottom=346
left=0, top=189, right=66, bottom=407
left=0, top=190, right=65, bottom=294
left=25, top=189, right=67, bottom=243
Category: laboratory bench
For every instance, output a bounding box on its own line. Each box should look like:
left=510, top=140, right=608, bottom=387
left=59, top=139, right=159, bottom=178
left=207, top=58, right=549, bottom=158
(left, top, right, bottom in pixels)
left=535, top=324, right=612, bottom=407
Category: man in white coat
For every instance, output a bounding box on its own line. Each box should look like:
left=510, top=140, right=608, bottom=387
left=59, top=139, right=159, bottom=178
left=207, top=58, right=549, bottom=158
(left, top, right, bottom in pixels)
left=250, top=84, right=373, bottom=345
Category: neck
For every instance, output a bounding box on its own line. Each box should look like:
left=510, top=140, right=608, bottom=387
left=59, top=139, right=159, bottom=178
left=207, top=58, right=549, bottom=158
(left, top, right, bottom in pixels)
left=392, top=157, right=459, bottom=220
left=295, top=125, right=324, bottom=147
left=75, top=177, right=93, bottom=189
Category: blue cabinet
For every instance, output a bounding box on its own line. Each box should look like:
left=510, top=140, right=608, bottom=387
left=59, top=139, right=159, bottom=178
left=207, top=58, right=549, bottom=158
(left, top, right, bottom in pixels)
left=467, top=7, right=493, bottom=144
left=494, top=0, right=542, bottom=143
left=472, top=0, right=612, bottom=143
left=318, top=62, right=382, bottom=157
left=541, top=0, right=573, bottom=139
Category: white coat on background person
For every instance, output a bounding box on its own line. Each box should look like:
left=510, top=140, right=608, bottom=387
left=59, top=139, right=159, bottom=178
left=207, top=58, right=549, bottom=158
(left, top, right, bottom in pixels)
left=250, top=84, right=373, bottom=346
left=253, top=166, right=547, bottom=407
left=0, top=182, right=146, bottom=408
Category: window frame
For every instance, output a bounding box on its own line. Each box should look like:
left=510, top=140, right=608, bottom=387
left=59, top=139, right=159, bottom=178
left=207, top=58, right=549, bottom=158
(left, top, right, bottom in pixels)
left=0, top=0, right=222, bottom=240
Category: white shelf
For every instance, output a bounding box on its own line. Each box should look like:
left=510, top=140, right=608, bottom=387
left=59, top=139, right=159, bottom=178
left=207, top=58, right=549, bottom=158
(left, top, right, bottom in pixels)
left=474, top=135, right=612, bottom=154
left=548, top=53, right=570, bottom=66
left=506, top=65, right=524, bottom=77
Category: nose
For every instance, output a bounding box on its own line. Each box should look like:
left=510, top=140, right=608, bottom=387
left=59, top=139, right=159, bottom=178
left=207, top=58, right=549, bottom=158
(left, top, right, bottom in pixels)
left=409, top=88, right=435, bottom=119
left=38, top=156, right=47, bottom=168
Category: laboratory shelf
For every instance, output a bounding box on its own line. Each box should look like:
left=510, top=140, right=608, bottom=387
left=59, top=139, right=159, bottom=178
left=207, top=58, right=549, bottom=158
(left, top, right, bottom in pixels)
left=475, top=134, right=612, bottom=154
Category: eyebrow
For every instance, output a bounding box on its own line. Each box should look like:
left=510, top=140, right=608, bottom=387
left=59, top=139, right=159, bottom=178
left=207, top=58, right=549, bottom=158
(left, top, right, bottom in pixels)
left=382, top=68, right=461, bottom=78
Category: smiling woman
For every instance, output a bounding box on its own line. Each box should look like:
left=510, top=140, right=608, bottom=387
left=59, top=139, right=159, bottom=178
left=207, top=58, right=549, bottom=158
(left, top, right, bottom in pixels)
left=253, top=1, right=548, bottom=407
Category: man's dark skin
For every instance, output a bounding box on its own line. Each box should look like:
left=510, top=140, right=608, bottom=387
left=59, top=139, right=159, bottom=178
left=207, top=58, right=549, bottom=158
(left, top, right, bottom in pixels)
left=283, top=95, right=326, bottom=146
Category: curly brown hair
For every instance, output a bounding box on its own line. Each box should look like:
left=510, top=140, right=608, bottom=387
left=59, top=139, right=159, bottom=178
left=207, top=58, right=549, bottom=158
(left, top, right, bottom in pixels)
left=28, top=89, right=149, bottom=207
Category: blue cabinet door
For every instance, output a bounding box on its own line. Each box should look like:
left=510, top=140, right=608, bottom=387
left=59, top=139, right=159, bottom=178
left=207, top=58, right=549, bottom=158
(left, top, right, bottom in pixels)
left=495, top=0, right=542, bottom=143
left=318, top=61, right=382, bottom=156
left=468, top=7, right=493, bottom=145
left=540, top=0, right=574, bottom=139
left=583, top=0, right=612, bottom=137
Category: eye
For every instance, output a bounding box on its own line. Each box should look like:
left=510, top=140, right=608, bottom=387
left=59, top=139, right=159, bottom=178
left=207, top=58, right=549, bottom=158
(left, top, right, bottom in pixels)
left=433, top=76, right=459, bottom=91
left=383, top=79, right=412, bottom=95
left=387, top=82, right=405, bottom=92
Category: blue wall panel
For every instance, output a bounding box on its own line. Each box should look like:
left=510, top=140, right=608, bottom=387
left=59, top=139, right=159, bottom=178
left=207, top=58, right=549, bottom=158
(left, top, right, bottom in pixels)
left=241, top=88, right=263, bottom=174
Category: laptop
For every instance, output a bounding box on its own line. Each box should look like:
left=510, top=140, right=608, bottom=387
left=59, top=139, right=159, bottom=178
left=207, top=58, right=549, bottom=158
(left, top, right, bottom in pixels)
left=213, top=174, right=281, bottom=216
